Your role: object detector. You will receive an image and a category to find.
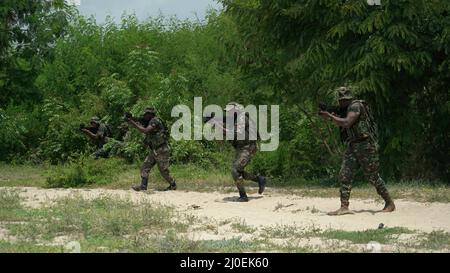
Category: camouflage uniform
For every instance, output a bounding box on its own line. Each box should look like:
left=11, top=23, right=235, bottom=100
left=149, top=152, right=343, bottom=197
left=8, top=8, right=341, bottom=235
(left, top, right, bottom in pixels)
left=225, top=103, right=265, bottom=200
left=88, top=117, right=110, bottom=159
left=232, top=140, right=259, bottom=191
left=335, top=88, right=393, bottom=209
left=140, top=115, right=176, bottom=187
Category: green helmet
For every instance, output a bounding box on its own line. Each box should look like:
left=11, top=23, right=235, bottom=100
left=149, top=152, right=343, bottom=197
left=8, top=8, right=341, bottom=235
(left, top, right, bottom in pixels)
left=336, top=86, right=354, bottom=101
left=142, top=107, right=156, bottom=115
left=90, top=116, right=100, bottom=124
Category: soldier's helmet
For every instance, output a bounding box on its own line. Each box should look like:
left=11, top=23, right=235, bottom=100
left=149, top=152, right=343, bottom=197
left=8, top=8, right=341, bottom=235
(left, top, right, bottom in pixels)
left=336, top=86, right=354, bottom=101
left=90, top=116, right=100, bottom=124
left=142, top=107, right=156, bottom=116
left=224, top=102, right=243, bottom=112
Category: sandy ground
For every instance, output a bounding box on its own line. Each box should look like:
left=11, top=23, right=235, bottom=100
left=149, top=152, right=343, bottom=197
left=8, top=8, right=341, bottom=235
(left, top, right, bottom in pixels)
left=11, top=187, right=450, bottom=233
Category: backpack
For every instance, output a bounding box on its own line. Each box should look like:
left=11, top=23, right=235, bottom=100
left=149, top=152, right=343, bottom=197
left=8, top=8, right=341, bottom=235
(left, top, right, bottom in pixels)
left=358, top=100, right=378, bottom=142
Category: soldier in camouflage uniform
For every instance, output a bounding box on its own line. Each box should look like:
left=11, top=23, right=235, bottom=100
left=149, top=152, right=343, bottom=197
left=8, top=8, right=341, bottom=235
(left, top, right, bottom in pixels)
left=126, top=107, right=177, bottom=192
left=208, top=102, right=266, bottom=202
left=320, top=87, right=396, bottom=215
left=80, top=116, right=110, bottom=159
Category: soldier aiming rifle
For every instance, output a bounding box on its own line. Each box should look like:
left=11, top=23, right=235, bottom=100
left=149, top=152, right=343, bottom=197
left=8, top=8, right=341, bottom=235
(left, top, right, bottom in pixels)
left=125, top=107, right=177, bottom=192
left=319, top=86, right=396, bottom=216
left=79, top=116, right=111, bottom=159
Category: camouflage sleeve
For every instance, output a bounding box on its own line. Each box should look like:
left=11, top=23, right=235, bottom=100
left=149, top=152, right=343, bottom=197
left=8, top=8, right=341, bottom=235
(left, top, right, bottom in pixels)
left=148, top=118, right=162, bottom=131
left=347, top=102, right=362, bottom=115
left=96, top=124, right=106, bottom=139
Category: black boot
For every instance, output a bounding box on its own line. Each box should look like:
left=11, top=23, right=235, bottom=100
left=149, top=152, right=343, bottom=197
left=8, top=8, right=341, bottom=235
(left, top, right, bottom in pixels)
left=132, top=177, right=148, bottom=192
left=164, top=181, right=177, bottom=191
left=238, top=190, right=249, bottom=202
left=257, top=176, right=266, bottom=194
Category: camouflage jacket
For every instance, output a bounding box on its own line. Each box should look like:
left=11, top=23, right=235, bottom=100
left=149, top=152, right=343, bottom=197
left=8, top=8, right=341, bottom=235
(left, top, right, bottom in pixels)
left=229, top=114, right=258, bottom=148
left=143, top=117, right=168, bottom=149
left=344, top=100, right=378, bottom=144
left=93, top=123, right=109, bottom=148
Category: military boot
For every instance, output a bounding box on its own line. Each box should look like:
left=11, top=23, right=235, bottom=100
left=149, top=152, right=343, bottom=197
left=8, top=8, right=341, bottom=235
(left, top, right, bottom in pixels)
left=238, top=190, right=249, bottom=202
left=132, top=177, right=148, bottom=192
left=327, top=200, right=354, bottom=216
left=164, top=181, right=177, bottom=191
left=380, top=191, right=396, bottom=212
left=257, top=176, right=266, bottom=195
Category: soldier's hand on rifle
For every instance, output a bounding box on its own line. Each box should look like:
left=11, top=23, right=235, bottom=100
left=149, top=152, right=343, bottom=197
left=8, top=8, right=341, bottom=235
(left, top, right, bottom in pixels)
left=319, top=110, right=332, bottom=119
left=79, top=123, right=88, bottom=132
left=123, top=112, right=133, bottom=123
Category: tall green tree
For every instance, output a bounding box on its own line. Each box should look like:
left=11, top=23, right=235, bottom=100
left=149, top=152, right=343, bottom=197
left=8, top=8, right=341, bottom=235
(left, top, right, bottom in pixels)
left=221, top=0, right=450, bottom=181
left=0, top=0, right=73, bottom=105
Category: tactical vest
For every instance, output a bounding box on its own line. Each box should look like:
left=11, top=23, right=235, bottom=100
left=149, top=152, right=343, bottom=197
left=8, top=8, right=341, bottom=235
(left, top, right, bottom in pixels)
left=345, top=100, right=378, bottom=144
left=143, top=117, right=168, bottom=149
left=231, top=114, right=258, bottom=148
left=95, top=123, right=109, bottom=148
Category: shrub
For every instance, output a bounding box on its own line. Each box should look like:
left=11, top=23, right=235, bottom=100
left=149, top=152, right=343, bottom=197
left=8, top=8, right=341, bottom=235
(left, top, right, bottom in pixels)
left=46, top=156, right=130, bottom=188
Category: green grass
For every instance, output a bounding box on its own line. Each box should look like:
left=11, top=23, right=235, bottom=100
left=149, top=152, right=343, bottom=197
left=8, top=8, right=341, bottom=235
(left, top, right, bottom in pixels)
left=260, top=225, right=414, bottom=245
left=415, top=231, right=450, bottom=250
left=0, top=163, right=449, bottom=203
left=0, top=187, right=448, bottom=253
left=0, top=240, right=63, bottom=253
left=231, top=220, right=257, bottom=234
left=0, top=190, right=273, bottom=253
left=0, top=188, right=30, bottom=222
left=7, top=196, right=186, bottom=242
left=320, top=227, right=414, bottom=244
left=0, top=164, right=47, bottom=187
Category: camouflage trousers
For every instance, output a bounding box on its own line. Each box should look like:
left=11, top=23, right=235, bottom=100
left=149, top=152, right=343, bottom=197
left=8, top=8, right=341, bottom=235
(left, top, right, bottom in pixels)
left=339, top=140, right=388, bottom=205
left=232, top=143, right=259, bottom=192
left=141, top=144, right=175, bottom=184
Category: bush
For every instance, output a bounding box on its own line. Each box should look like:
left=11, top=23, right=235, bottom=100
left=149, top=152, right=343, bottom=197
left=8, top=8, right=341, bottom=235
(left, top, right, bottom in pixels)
left=0, top=108, right=27, bottom=161
left=46, top=156, right=130, bottom=188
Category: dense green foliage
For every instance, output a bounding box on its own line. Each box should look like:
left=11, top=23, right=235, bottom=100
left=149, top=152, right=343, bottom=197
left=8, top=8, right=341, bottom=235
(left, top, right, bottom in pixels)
left=220, top=0, right=450, bottom=181
left=0, top=0, right=448, bottom=183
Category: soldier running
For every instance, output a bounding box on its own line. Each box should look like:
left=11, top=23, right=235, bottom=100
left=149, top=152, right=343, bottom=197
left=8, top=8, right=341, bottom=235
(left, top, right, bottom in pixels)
left=319, top=87, right=396, bottom=215
left=206, top=102, right=267, bottom=202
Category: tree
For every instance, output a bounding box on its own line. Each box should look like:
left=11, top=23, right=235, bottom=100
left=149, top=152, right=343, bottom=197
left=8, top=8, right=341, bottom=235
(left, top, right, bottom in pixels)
left=221, top=0, right=450, bottom=181
left=0, top=0, right=73, bottom=105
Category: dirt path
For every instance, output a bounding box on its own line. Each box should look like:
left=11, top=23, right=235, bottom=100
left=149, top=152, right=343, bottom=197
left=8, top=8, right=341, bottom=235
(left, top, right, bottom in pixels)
left=12, top=187, right=450, bottom=233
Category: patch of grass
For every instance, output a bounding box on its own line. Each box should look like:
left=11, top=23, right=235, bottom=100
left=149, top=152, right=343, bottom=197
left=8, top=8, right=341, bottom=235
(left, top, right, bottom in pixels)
left=231, top=220, right=257, bottom=234
left=7, top=195, right=187, bottom=243
left=0, top=189, right=30, bottom=222
left=260, top=224, right=414, bottom=246
left=0, top=164, right=47, bottom=187
left=261, top=225, right=319, bottom=239
left=0, top=240, right=63, bottom=253
left=1, top=163, right=449, bottom=203
left=320, top=227, right=414, bottom=244
left=415, top=230, right=450, bottom=251
left=46, top=157, right=131, bottom=188
left=195, top=238, right=269, bottom=252
left=204, top=223, right=219, bottom=234
left=2, top=195, right=217, bottom=252
left=0, top=188, right=21, bottom=209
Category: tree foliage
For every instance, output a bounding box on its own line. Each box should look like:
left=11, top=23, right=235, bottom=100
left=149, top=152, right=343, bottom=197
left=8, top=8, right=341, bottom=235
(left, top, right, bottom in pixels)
left=220, top=0, right=450, bottom=180
left=0, top=1, right=448, bottom=182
